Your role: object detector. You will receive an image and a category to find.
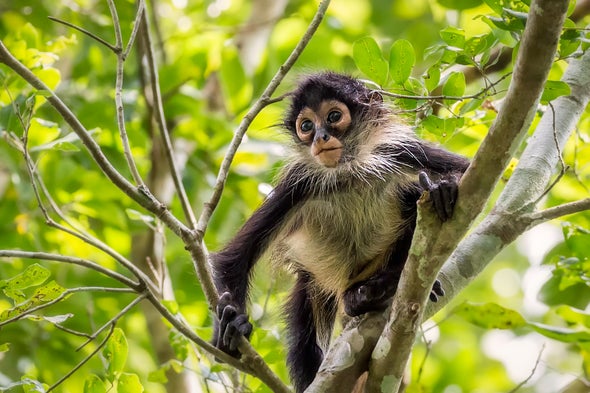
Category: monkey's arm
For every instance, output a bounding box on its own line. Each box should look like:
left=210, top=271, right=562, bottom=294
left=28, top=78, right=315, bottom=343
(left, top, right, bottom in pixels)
left=343, top=143, right=469, bottom=316
left=212, top=174, right=307, bottom=356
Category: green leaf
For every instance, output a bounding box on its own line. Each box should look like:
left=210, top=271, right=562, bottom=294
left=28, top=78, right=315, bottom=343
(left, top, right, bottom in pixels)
left=437, top=0, right=482, bottom=9
left=453, top=302, right=527, bottom=329
left=541, top=80, right=571, bottom=104
left=459, top=98, right=484, bottom=115
left=219, top=45, right=252, bottom=114
left=0, top=263, right=51, bottom=292
left=423, top=65, right=441, bottom=92
left=0, top=280, right=66, bottom=322
left=104, top=328, right=128, bottom=377
left=389, top=39, right=415, bottom=84
left=442, top=72, right=466, bottom=103
left=0, top=343, right=10, bottom=353
left=148, top=368, right=168, bottom=384
left=421, top=115, right=464, bottom=141
left=529, top=322, right=590, bottom=343
left=538, top=270, right=590, bottom=309
left=84, top=375, right=107, bottom=393
left=117, top=373, right=144, bottom=393
left=555, top=306, right=590, bottom=328
left=440, top=27, right=465, bottom=49
left=20, top=378, right=47, bottom=393
left=353, top=37, right=388, bottom=86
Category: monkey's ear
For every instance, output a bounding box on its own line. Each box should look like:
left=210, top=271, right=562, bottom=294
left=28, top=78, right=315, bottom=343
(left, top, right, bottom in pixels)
left=368, top=90, right=383, bottom=103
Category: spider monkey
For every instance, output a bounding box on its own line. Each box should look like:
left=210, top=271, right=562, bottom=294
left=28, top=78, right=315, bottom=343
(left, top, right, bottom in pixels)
left=211, top=72, right=469, bottom=392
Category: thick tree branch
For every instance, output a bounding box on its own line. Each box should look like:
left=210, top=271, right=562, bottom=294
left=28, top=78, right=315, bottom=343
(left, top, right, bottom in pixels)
left=428, top=45, right=590, bottom=314
left=307, top=1, right=570, bottom=391
left=366, top=2, right=569, bottom=391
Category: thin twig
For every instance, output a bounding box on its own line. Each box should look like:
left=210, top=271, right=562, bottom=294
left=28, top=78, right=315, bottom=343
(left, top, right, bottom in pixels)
left=535, top=103, right=569, bottom=204
left=525, top=198, right=590, bottom=226
left=47, top=16, right=117, bottom=52
left=195, top=0, right=333, bottom=238
left=123, top=0, right=145, bottom=59
left=7, top=100, right=148, bottom=291
left=46, top=324, right=116, bottom=392
left=507, top=345, right=545, bottom=393
left=108, top=0, right=145, bottom=186
left=379, top=72, right=512, bottom=102
left=139, top=8, right=197, bottom=230
left=76, top=292, right=147, bottom=351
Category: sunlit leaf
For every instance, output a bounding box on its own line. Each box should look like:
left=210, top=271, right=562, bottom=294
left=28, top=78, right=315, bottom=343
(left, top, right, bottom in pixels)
left=437, top=0, right=482, bottom=9
left=541, top=80, right=571, bottom=104
left=0, top=264, right=50, bottom=291
left=117, top=373, right=144, bottom=393
left=440, top=27, right=465, bottom=49
left=353, top=37, right=388, bottom=86
left=453, top=302, right=527, bottom=329
left=442, top=72, right=466, bottom=99
left=104, top=328, right=128, bottom=377
left=84, top=375, right=107, bottom=393
left=529, top=322, right=590, bottom=343
left=389, top=39, right=415, bottom=84
left=423, top=65, right=441, bottom=92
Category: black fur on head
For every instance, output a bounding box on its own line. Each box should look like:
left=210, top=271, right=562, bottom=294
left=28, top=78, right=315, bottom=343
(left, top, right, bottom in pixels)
left=283, top=72, right=379, bottom=133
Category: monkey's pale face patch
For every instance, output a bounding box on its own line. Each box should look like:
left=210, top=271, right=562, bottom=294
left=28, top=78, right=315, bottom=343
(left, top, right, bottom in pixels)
left=295, top=100, right=351, bottom=168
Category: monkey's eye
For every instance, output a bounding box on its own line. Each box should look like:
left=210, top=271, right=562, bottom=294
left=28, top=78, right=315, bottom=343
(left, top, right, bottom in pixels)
left=300, top=119, right=314, bottom=133
left=327, top=110, right=342, bottom=124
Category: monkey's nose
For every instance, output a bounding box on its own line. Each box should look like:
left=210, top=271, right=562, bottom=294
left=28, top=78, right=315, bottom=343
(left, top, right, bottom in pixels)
left=315, top=129, right=331, bottom=143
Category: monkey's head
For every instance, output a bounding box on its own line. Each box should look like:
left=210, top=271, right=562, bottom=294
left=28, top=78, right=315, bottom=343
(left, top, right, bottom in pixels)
left=284, top=72, right=386, bottom=169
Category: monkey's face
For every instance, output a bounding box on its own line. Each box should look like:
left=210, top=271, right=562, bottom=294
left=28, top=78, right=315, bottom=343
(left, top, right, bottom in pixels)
left=295, top=99, right=352, bottom=168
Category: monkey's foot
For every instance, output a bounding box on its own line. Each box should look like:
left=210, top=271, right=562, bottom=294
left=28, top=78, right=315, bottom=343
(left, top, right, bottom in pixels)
left=419, top=171, right=459, bottom=221
left=343, top=277, right=445, bottom=317
left=214, top=292, right=252, bottom=357
left=343, top=272, right=398, bottom=317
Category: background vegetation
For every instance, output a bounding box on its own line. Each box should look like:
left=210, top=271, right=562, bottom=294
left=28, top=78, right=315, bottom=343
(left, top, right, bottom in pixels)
left=0, top=0, right=589, bottom=392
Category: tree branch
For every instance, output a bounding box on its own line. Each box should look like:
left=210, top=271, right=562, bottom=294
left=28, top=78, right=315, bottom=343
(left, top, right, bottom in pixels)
left=307, top=1, right=570, bottom=391
left=195, top=0, right=332, bottom=238
left=426, top=25, right=590, bottom=319
left=108, top=0, right=145, bottom=186
left=366, top=1, right=570, bottom=391
left=0, top=250, right=138, bottom=288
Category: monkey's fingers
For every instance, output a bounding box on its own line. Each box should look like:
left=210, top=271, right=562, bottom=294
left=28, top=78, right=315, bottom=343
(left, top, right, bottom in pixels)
left=440, top=180, right=458, bottom=219
left=429, top=279, right=445, bottom=302
left=217, top=292, right=234, bottom=318
left=429, top=183, right=449, bottom=221
left=418, top=171, right=434, bottom=190
left=223, top=314, right=252, bottom=352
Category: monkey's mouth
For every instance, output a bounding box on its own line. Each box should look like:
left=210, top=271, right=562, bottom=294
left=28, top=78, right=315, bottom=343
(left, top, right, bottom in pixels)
left=314, top=147, right=343, bottom=168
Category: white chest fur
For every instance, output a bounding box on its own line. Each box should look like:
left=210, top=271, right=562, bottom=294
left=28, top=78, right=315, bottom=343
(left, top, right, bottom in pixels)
left=276, top=181, right=408, bottom=295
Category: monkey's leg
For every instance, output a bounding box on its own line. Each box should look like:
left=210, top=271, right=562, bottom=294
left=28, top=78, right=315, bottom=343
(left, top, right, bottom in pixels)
left=285, top=272, right=337, bottom=393
left=343, top=271, right=445, bottom=317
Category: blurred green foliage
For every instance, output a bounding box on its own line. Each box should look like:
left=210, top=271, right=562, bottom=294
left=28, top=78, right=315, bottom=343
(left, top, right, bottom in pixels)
left=0, top=0, right=589, bottom=392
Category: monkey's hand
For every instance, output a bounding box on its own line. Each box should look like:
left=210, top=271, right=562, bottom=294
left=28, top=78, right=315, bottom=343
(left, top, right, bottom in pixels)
left=343, top=275, right=445, bottom=317
left=213, top=292, right=252, bottom=358
left=418, top=171, right=459, bottom=222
